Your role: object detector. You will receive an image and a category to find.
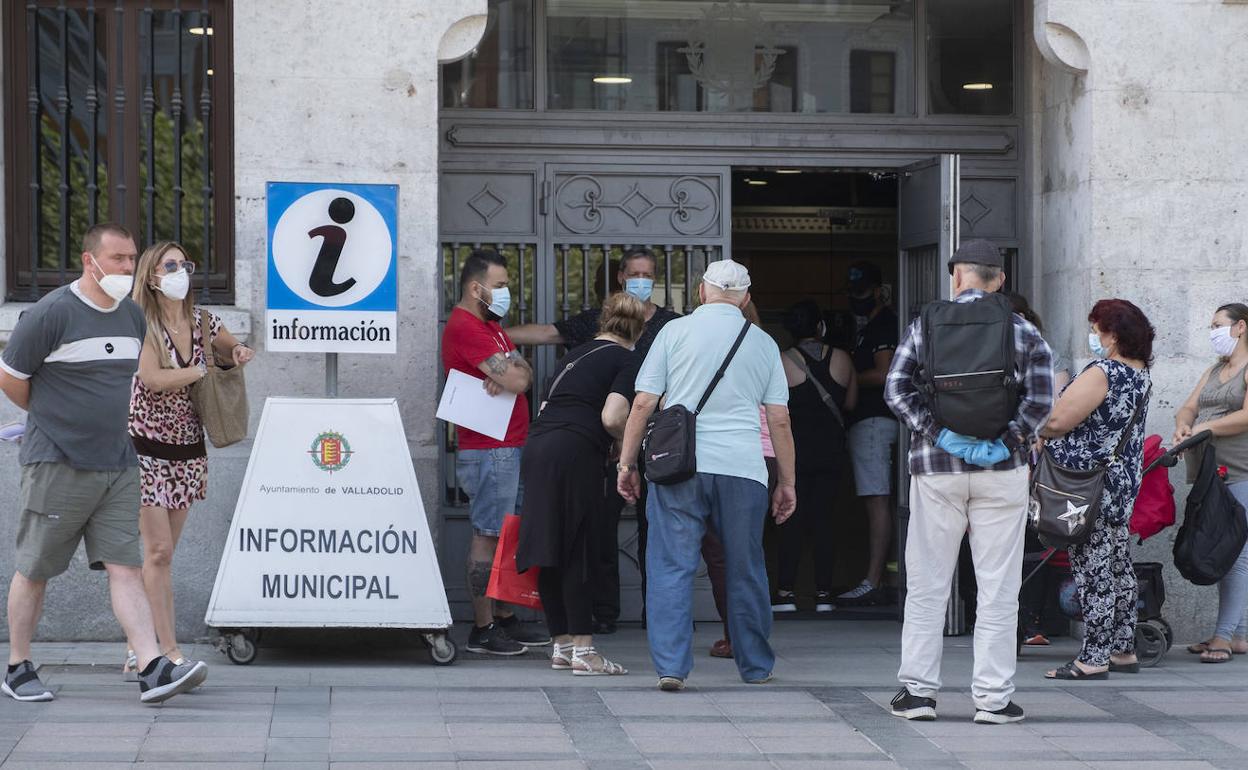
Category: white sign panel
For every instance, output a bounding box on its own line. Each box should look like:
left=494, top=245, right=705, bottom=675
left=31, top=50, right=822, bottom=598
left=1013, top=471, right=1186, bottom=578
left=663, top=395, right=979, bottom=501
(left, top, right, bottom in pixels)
left=205, top=398, right=450, bottom=628
left=265, top=182, right=398, bottom=354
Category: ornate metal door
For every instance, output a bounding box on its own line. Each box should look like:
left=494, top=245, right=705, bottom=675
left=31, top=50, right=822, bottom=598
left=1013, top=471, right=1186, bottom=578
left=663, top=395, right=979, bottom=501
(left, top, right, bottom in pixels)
left=438, top=163, right=731, bottom=619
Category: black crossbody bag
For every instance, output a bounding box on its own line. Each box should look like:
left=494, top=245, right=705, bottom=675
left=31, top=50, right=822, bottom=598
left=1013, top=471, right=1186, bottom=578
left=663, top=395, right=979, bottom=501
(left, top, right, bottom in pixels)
left=1028, top=385, right=1150, bottom=548
left=643, top=320, right=752, bottom=486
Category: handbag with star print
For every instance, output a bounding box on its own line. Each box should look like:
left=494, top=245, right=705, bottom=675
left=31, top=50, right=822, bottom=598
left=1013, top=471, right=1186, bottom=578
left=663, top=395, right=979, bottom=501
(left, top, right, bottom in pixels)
left=1028, top=387, right=1151, bottom=549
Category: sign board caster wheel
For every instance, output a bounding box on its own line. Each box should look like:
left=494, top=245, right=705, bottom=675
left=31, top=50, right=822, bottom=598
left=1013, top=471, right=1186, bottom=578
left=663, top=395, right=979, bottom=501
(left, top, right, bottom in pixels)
left=424, top=632, right=458, bottom=666
left=1135, top=620, right=1167, bottom=667
left=227, top=629, right=259, bottom=665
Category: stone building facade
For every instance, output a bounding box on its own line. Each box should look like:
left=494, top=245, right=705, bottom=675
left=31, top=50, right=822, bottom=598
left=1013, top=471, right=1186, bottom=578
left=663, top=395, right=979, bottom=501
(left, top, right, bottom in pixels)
left=0, top=0, right=1241, bottom=643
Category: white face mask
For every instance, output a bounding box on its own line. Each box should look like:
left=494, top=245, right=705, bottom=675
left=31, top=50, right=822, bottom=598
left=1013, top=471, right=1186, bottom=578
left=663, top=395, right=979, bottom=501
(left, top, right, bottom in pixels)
left=1211, top=325, right=1239, bottom=358
left=157, top=268, right=190, bottom=301
left=90, top=255, right=133, bottom=304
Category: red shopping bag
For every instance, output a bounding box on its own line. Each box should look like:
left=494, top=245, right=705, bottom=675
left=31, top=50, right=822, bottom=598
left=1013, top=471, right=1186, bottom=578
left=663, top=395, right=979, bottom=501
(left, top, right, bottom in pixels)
left=486, top=514, right=542, bottom=609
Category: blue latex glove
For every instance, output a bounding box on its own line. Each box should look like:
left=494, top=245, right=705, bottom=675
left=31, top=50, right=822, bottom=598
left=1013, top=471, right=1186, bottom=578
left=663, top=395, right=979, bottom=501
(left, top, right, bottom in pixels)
left=965, top=438, right=1011, bottom=468
left=935, top=429, right=978, bottom=460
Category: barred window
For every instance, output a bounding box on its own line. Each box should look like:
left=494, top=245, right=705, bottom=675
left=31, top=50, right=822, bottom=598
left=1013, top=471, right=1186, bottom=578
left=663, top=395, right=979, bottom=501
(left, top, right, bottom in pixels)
left=3, top=0, right=233, bottom=302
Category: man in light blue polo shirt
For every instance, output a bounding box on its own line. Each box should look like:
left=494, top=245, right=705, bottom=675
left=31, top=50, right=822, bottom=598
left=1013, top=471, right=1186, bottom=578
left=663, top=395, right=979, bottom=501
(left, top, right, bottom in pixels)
left=617, top=259, right=797, bottom=690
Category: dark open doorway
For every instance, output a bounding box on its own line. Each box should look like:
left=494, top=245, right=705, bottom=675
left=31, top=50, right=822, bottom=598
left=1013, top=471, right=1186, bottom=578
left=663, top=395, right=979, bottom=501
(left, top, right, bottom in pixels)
left=731, top=167, right=901, bottom=621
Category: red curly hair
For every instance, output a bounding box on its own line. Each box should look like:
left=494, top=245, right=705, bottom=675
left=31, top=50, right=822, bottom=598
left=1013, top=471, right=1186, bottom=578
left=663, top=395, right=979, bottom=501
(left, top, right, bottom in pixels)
left=1089, top=299, right=1155, bottom=366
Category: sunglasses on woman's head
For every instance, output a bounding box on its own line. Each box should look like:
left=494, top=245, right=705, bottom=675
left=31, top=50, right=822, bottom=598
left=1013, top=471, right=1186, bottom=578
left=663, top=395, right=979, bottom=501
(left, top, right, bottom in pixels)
left=161, top=259, right=196, bottom=274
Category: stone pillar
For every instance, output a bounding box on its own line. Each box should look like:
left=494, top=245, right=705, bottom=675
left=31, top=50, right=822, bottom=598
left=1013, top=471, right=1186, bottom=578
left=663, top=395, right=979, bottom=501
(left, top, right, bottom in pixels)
left=1033, top=0, right=1248, bottom=640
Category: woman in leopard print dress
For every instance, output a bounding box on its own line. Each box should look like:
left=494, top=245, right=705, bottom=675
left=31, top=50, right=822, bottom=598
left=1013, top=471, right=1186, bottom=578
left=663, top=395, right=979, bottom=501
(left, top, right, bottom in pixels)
left=126, top=241, right=254, bottom=674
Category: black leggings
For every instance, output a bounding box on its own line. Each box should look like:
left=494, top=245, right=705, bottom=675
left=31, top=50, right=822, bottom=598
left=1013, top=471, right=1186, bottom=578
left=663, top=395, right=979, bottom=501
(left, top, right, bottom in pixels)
left=778, top=470, right=838, bottom=592
left=539, top=550, right=594, bottom=637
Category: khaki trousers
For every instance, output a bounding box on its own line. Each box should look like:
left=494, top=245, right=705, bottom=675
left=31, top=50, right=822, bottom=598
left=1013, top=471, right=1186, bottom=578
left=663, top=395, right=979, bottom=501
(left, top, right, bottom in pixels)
left=898, top=466, right=1028, bottom=712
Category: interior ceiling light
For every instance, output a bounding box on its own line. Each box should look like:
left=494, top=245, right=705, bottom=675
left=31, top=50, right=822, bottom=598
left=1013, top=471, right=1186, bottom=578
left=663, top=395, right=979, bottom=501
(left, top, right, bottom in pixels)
left=962, top=82, right=993, bottom=91
left=774, top=169, right=802, bottom=174
left=592, top=76, right=633, bottom=85
left=746, top=179, right=768, bottom=186
left=189, top=26, right=213, bottom=35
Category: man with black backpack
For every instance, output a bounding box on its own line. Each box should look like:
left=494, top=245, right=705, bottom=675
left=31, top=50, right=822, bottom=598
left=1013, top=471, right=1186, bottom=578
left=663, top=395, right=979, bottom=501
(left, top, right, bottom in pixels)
left=884, top=239, right=1054, bottom=725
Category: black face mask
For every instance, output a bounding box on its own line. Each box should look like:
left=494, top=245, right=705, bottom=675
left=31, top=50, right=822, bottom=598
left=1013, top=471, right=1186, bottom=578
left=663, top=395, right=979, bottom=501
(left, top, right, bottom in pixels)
left=849, top=295, right=876, bottom=317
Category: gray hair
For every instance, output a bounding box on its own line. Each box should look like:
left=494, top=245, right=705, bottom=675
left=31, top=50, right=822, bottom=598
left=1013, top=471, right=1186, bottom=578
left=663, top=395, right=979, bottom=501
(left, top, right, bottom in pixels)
left=957, top=263, right=1002, bottom=284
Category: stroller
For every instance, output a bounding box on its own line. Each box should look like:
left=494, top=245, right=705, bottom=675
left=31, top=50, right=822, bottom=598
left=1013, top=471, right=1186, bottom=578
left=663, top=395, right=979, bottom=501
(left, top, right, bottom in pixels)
left=1017, top=431, right=1211, bottom=664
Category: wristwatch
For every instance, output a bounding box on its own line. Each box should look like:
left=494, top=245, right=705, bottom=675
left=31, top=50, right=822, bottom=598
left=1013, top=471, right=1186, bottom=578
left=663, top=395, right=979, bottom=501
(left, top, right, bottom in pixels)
left=616, top=463, right=637, bottom=473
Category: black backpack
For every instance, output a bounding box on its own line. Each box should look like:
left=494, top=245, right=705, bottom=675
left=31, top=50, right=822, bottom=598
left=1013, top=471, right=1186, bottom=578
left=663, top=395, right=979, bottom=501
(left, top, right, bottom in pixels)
left=918, top=292, right=1017, bottom=440
left=1173, top=443, right=1248, bottom=586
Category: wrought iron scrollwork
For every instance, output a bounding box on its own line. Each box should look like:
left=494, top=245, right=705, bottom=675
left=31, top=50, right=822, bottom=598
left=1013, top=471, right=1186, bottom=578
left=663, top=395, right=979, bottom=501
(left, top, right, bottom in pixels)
left=556, top=175, right=719, bottom=237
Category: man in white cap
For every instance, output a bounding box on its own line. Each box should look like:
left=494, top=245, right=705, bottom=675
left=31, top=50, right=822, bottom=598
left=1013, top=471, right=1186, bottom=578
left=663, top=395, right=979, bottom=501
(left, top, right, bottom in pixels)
left=617, top=259, right=797, bottom=690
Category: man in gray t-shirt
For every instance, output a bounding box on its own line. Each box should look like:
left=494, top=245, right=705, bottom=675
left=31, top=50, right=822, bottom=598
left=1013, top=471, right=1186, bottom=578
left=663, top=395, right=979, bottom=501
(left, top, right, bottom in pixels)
left=0, top=223, right=206, bottom=705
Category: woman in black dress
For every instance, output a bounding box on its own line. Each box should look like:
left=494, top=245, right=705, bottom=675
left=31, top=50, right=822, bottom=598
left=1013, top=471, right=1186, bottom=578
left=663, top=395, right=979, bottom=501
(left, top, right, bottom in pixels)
left=772, top=299, right=857, bottom=613
left=517, top=292, right=647, bottom=676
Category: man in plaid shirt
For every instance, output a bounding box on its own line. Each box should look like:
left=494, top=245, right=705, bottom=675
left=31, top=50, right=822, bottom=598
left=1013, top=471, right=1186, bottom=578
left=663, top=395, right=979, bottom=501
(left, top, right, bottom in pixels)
left=884, top=239, right=1054, bottom=726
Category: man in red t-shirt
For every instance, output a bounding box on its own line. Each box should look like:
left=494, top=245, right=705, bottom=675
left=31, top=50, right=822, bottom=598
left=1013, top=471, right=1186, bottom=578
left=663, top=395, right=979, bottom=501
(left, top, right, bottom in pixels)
left=442, top=249, right=548, bottom=655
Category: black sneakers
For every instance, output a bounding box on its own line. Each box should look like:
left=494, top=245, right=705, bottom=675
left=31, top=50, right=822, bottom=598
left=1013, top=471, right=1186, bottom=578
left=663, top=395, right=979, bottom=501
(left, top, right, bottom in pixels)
left=466, top=623, right=526, bottom=656
left=814, top=591, right=835, bottom=613
left=890, top=688, right=936, bottom=721
left=771, top=590, right=797, bottom=613
left=494, top=614, right=551, bottom=647
left=974, top=701, right=1025, bottom=725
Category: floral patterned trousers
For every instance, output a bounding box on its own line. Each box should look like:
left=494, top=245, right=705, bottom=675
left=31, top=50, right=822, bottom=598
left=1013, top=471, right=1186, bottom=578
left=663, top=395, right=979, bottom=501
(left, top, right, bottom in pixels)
left=1068, top=514, right=1137, bottom=667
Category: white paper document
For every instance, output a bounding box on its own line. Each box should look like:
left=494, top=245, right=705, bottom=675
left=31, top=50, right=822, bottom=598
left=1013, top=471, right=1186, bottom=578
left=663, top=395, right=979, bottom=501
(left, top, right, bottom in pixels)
left=436, top=369, right=517, bottom=441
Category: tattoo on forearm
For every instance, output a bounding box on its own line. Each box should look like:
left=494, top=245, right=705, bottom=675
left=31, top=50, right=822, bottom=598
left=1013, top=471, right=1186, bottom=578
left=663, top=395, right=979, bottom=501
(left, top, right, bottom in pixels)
left=485, top=353, right=509, bottom=377
left=510, top=351, right=532, bottom=371
left=467, top=559, right=493, bottom=598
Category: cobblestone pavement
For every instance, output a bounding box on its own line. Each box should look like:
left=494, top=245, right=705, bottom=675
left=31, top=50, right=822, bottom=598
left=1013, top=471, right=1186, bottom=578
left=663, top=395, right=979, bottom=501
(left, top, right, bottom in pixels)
left=0, top=621, right=1244, bottom=768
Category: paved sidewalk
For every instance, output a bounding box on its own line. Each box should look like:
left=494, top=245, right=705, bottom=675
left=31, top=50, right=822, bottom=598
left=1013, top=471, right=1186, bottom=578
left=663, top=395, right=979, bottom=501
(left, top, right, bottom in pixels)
left=0, top=621, right=1244, bottom=768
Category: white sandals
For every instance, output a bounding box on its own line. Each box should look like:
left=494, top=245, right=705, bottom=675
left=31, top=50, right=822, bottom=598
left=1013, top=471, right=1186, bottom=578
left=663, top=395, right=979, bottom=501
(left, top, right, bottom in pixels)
left=551, top=641, right=573, bottom=670
left=571, top=646, right=627, bottom=676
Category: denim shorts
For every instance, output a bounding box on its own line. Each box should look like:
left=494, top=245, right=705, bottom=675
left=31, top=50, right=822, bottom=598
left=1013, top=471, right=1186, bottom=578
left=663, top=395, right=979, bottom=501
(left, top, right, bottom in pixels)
left=456, top=447, right=524, bottom=537
left=848, top=416, right=898, bottom=497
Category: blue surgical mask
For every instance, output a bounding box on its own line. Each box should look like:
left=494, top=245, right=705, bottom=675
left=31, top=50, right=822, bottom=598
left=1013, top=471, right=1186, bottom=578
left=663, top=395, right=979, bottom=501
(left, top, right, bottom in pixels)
left=625, top=278, right=654, bottom=303
left=478, top=284, right=511, bottom=321
left=1088, top=332, right=1106, bottom=358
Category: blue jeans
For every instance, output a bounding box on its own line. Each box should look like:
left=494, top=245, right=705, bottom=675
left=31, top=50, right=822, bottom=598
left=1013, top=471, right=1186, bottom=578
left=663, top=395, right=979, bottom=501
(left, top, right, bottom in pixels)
left=1215, top=481, right=1248, bottom=640
left=646, top=473, right=773, bottom=683
left=456, top=448, right=524, bottom=537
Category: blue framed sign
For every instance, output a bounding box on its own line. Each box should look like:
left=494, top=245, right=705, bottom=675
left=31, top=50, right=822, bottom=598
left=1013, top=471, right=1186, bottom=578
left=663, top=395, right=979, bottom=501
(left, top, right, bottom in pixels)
left=265, top=182, right=398, bottom=354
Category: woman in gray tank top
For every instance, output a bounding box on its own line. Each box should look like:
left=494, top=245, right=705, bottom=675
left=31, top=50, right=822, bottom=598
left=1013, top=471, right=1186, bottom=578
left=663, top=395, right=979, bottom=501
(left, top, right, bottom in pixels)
left=1174, top=303, right=1248, bottom=662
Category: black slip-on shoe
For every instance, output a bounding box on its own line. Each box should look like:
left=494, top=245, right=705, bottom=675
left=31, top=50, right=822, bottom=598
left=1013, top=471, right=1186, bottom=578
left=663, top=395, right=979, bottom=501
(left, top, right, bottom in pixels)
left=974, top=701, right=1025, bottom=725
left=890, top=688, right=936, bottom=721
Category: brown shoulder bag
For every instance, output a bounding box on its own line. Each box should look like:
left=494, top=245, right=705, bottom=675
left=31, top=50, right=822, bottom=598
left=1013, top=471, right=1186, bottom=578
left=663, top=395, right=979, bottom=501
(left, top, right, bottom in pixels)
left=190, top=309, right=250, bottom=448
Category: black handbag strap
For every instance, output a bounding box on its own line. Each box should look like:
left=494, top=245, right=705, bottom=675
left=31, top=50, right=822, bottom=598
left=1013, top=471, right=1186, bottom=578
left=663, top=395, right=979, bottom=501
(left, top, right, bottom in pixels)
left=784, top=348, right=845, bottom=427
left=1109, top=384, right=1152, bottom=462
left=694, top=319, right=752, bottom=415
left=540, top=341, right=617, bottom=413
